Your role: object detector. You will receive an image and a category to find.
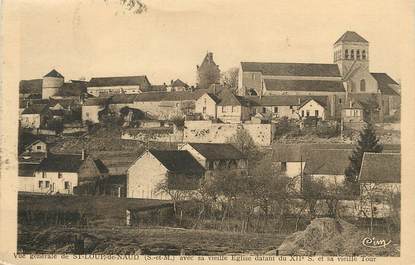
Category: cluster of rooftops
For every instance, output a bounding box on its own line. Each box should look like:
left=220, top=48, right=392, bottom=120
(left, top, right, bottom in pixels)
left=19, top=138, right=401, bottom=185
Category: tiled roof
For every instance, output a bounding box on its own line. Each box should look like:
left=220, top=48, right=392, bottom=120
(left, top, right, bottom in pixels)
left=50, top=98, right=80, bottom=109
left=299, top=97, right=327, bottom=109
left=342, top=99, right=363, bottom=109
left=83, top=97, right=110, bottom=106
left=110, top=94, right=137, bottom=104
left=19, top=79, right=43, bottom=94
left=93, top=159, right=109, bottom=174
left=88, top=76, right=151, bottom=89
left=264, top=79, right=345, bottom=93
left=44, top=69, right=64, bottom=78
left=334, top=31, right=368, bottom=44
left=171, top=79, right=189, bottom=88
left=272, top=143, right=400, bottom=162
left=151, top=84, right=168, bottom=92
left=37, top=153, right=83, bottom=172
left=371, top=73, right=400, bottom=96
left=134, top=90, right=208, bottom=102
left=217, top=89, right=242, bottom=106
left=56, top=81, right=87, bottom=97
left=304, top=149, right=353, bottom=175
left=241, top=62, right=341, bottom=77
left=359, top=153, right=401, bottom=183
left=91, top=151, right=142, bottom=176
left=19, top=152, right=47, bottom=164
left=199, top=52, right=219, bottom=69
left=149, top=149, right=205, bottom=174
left=246, top=96, right=300, bottom=106
left=21, top=104, right=49, bottom=115
left=19, top=164, right=39, bottom=177
left=187, top=143, right=246, bottom=160
left=205, top=93, right=221, bottom=103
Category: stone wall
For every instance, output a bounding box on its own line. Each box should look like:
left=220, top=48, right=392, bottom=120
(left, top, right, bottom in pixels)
left=183, top=120, right=274, bottom=146
left=121, top=127, right=184, bottom=143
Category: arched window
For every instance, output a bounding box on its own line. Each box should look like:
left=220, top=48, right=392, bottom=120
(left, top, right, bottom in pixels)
left=345, top=49, right=349, bottom=59
left=360, top=79, right=366, bottom=92
left=356, top=50, right=360, bottom=60
left=362, top=50, right=366, bottom=60
left=351, top=50, right=354, bottom=60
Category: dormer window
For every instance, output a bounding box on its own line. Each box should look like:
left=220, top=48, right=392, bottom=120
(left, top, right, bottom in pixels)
left=356, top=50, right=360, bottom=60
left=362, top=50, right=366, bottom=60
left=345, top=49, right=349, bottom=59
left=351, top=50, right=355, bottom=60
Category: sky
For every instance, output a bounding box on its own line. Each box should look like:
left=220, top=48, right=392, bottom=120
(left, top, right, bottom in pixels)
left=16, top=0, right=405, bottom=85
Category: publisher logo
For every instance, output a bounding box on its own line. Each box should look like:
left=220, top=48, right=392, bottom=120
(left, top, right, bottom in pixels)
left=362, top=237, right=392, bottom=248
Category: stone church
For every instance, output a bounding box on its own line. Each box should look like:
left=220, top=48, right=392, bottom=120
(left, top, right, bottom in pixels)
left=238, top=31, right=400, bottom=121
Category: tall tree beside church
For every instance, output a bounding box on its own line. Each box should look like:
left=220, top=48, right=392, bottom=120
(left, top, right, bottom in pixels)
left=345, top=122, right=383, bottom=184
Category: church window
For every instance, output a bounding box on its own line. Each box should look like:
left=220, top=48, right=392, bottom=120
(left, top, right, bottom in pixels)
left=362, top=50, right=366, bottom=60
left=351, top=50, right=354, bottom=59
left=345, top=49, right=349, bottom=59
left=356, top=50, right=360, bottom=60
left=360, top=79, right=366, bottom=92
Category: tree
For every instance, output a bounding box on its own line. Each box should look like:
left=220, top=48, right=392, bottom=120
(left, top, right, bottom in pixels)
left=220, top=67, right=239, bottom=90
left=345, top=122, right=383, bottom=185
left=226, top=128, right=262, bottom=172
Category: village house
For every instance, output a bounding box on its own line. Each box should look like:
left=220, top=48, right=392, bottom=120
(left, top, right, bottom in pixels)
left=247, top=95, right=300, bottom=120
left=342, top=99, right=364, bottom=124
left=22, top=139, right=47, bottom=154
left=81, top=97, right=109, bottom=124
left=18, top=153, right=84, bottom=194
left=133, top=90, right=207, bottom=120
left=20, top=103, right=52, bottom=129
left=298, top=98, right=327, bottom=120
left=108, top=94, right=137, bottom=112
left=180, top=143, right=248, bottom=178
left=167, top=79, right=190, bottom=92
left=303, top=149, right=353, bottom=189
left=359, top=152, right=401, bottom=218
left=127, top=149, right=205, bottom=199
left=195, top=93, right=220, bottom=120
left=216, top=89, right=253, bottom=123
left=87, top=75, right=152, bottom=97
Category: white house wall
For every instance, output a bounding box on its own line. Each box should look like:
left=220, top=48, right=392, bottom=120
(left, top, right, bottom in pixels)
left=19, top=171, right=78, bottom=194
left=127, top=152, right=170, bottom=200
left=87, top=85, right=141, bottom=97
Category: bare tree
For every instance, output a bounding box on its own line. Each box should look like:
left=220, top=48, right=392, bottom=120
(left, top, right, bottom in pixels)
left=220, top=67, right=239, bottom=90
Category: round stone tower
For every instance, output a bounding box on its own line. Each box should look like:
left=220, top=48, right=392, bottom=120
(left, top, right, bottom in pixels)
left=42, top=69, right=64, bottom=99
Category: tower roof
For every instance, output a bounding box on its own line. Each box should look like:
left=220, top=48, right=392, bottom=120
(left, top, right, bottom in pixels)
left=199, top=52, right=218, bottom=69
left=334, top=31, right=368, bottom=44
left=44, top=69, right=64, bottom=78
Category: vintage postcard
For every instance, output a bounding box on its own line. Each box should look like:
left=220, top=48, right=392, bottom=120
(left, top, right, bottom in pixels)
left=1, top=0, right=415, bottom=264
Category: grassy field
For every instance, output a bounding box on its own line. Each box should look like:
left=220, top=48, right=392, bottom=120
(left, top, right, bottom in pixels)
left=18, top=225, right=287, bottom=255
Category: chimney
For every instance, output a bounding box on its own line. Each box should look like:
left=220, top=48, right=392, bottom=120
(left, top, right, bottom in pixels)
left=298, top=97, right=301, bottom=105
left=81, top=149, right=86, bottom=161
left=349, top=100, right=352, bottom=108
